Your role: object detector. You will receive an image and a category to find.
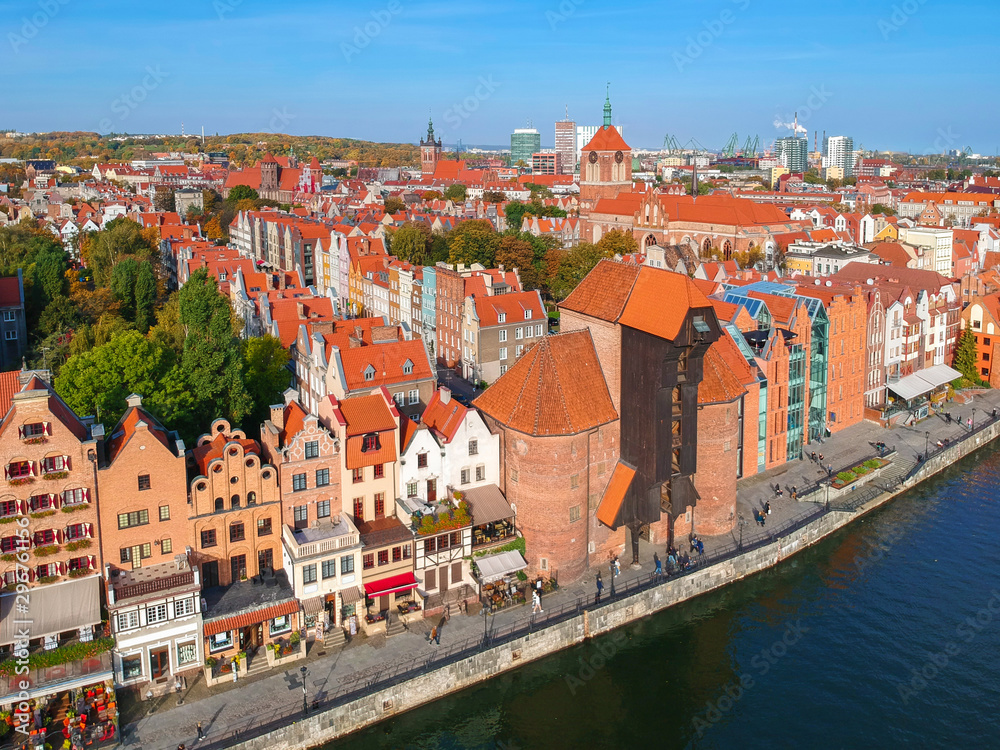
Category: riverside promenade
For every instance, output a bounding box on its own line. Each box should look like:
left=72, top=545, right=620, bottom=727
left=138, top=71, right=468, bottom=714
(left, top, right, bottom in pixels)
left=120, top=390, right=1000, bottom=750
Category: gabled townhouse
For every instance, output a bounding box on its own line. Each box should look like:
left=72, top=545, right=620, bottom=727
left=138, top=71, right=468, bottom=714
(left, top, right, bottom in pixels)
left=187, top=420, right=301, bottom=674
left=319, top=389, right=417, bottom=630
left=962, top=293, right=1000, bottom=387
left=0, top=373, right=111, bottom=713
left=98, top=395, right=193, bottom=573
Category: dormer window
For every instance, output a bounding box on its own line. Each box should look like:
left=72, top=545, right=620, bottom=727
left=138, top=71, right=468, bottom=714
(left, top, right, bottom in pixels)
left=361, top=434, right=380, bottom=452
left=402, top=359, right=413, bottom=375
left=363, top=364, right=376, bottom=381
left=498, top=312, right=506, bottom=323
left=525, top=309, right=532, bottom=320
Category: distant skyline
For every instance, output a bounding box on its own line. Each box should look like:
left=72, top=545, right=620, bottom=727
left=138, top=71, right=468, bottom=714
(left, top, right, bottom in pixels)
left=4, top=0, right=999, bottom=155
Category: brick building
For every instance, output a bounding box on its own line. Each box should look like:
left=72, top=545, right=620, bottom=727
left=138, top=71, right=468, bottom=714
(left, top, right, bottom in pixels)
left=188, top=419, right=282, bottom=588
left=99, top=395, right=192, bottom=573
left=260, top=392, right=342, bottom=531
left=962, top=293, right=1000, bottom=387
left=475, top=261, right=745, bottom=583
left=462, top=289, right=546, bottom=384
left=578, top=94, right=632, bottom=216
left=0, top=374, right=102, bottom=586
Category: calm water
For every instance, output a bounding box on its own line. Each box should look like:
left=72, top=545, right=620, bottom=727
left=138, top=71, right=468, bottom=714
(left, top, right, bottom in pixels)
left=331, top=443, right=1000, bottom=750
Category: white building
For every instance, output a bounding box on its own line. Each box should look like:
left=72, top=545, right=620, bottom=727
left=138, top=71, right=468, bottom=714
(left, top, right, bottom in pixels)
left=900, top=227, right=953, bottom=275
left=107, top=556, right=203, bottom=696
left=398, top=388, right=500, bottom=504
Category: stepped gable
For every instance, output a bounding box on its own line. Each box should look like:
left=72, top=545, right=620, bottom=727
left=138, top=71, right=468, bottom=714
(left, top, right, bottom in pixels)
left=473, top=329, right=617, bottom=437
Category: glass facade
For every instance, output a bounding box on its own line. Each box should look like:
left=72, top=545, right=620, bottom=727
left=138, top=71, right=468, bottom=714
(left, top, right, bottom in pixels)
left=786, top=343, right=806, bottom=459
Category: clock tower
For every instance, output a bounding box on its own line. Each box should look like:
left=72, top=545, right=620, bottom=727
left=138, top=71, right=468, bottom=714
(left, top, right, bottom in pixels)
left=579, top=89, right=632, bottom=213
left=420, top=116, right=442, bottom=176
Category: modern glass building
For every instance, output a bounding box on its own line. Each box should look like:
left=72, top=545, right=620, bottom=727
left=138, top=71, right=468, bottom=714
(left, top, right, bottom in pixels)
left=775, top=136, right=808, bottom=173
left=510, top=129, right=541, bottom=168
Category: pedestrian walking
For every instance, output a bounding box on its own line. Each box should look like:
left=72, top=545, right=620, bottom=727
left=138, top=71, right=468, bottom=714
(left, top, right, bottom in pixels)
left=764, top=500, right=771, bottom=515
left=968, top=417, right=973, bottom=431
left=197, top=722, right=205, bottom=741
left=532, top=590, right=543, bottom=614
left=595, top=571, right=603, bottom=602
left=613, top=557, right=621, bottom=577
left=430, top=626, right=438, bottom=644
left=654, top=552, right=662, bottom=579
left=536, top=578, right=543, bottom=598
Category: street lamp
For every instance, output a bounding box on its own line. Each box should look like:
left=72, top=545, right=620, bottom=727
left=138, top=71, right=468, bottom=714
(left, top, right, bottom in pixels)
left=300, top=666, right=308, bottom=716
left=737, top=514, right=747, bottom=551
left=925, top=431, right=930, bottom=458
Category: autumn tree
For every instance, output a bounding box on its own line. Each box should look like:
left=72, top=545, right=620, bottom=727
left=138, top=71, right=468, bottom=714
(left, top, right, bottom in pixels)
left=383, top=197, right=406, bottom=214
left=444, top=184, right=467, bottom=202
left=550, top=242, right=612, bottom=300
left=448, top=219, right=500, bottom=268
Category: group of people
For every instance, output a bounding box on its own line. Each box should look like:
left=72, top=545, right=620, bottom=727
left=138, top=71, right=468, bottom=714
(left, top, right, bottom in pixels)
left=874, top=441, right=888, bottom=455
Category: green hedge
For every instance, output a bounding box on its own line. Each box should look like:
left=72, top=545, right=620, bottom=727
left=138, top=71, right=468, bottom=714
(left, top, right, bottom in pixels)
left=836, top=471, right=856, bottom=483
left=0, top=637, right=113, bottom=676
left=472, top=536, right=525, bottom=558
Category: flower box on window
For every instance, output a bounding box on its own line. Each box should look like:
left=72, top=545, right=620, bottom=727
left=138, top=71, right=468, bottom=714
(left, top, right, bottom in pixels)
left=23, top=437, right=46, bottom=446
left=8, top=478, right=33, bottom=487
left=34, top=545, right=60, bottom=557
left=42, top=471, right=69, bottom=481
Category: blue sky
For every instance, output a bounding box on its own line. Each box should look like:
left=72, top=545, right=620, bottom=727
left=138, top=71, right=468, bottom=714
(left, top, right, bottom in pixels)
left=4, top=0, right=998, bottom=154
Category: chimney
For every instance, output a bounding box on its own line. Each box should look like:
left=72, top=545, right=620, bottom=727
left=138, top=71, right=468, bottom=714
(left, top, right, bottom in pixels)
left=269, top=403, right=285, bottom=431
left=296, top=301, right=305, bottom=319
left=91, top=423, right=106, bottom=468
left=440, top=387, right=451, bottom=405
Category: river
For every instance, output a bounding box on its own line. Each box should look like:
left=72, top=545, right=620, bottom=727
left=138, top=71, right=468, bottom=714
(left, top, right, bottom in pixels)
left=329, top=443, right=1000, bottom=750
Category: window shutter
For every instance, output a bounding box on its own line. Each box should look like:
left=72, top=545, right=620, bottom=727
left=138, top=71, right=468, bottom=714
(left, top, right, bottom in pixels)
left=88, top=556, right=96, bottom=570
left=44, top=422, right=51, bottom=436
left=17, top=426, right=24, bottom=439
left=86, top=523, right=93, bottom=538
left=2, top=466, right=7, bottom=481
left=52, top=493, right=60, bottom=509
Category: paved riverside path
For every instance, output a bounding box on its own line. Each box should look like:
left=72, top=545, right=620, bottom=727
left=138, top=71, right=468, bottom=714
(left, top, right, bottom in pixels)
left=121, top=390, right=1000, bottom=750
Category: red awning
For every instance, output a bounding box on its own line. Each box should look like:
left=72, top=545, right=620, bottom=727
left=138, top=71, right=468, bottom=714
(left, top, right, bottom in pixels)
left=364, top=572, right=418, bottom=598
left=596, top=461, right=636, bottom=529
left=203, top=600, right=300, bottom=637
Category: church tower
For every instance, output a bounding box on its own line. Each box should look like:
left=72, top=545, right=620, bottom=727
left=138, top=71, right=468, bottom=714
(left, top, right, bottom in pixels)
left=259, top=152, right=279, bottom=195
left=578, top=88, right=632, bottom=215
left=420, top=117, right=442, bottom=176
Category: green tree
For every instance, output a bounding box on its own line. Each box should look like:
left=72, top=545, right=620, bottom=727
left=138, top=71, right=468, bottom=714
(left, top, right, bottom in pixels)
left=389, top=225, right=429, bottom=265
left=134, top=260, right=157, bottom=332
left=505, top=201, right=529, bottom=231
left=55, top=330, right=171, bottom=426
left=443, top=184, right=467, bottom=202
left=482, top=191, right=506, bottom=203
left=448, top=220, right=500, bottom=268
left=550, top=243, right=612, bottom=300
left=110, top=257, right=140, bottom=320
left=869, top=203, right=896, bottom=216
left=243, top=335, right=291, bottom=429
left=227, top=185, right=259, bottom=203
left=597, top=228, right=639, bottom=257
left=82, top=218, right=156, bottom=287
left=953, top=325, right=985, bottom=387
left=38, top=295, right=80, bottom=337
left=179, top=268, right=251, bottom=425
left=496, top=235, right=535, bottom=285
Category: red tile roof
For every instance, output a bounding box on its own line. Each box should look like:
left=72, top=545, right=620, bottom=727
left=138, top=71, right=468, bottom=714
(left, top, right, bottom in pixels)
left=698, top=335, right=750, bottom=405
left=582, top=125, right=630, bottom=153
left=336, top=338, right=433, bottom=392
left=473, top=291, right=544, bottom=327
left=420, top=390, right=467, bottom=444
left=0, top=371, right=20, bottom=420
left=335, top=393, right=397, bottom=436
left=203, top=599, right=299, bottom=637
left=190, top=433, right=260, bottom=476
left=345, top=434, right=396, bottom=469
left=107, top=406, right=173, bottom=462
left=596, top=461, right=635, bottom=528
left=0, top=277, right=22, bottom=307
left=473, top=330, right=617, bottom=437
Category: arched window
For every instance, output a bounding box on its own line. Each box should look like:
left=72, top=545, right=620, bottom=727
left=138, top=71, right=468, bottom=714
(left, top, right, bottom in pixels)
left=214, top=497, right=223, bottom=512
left=231, top=494, right=241, bottom=509
left=247, top=491, right=257, bottom=506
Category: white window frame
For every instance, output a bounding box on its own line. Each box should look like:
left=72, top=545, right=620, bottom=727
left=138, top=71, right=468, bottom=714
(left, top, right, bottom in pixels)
left=499, top=347, right=507, bottom=360
left=146, top=603, right=168, bottom=624
left=499, top=329, right=507, bottom=343
left=117, top=610, right=139, bottom=631
left=515, top=327, right=523, bottom=340
left=408, top=389, right=419, bottom=405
